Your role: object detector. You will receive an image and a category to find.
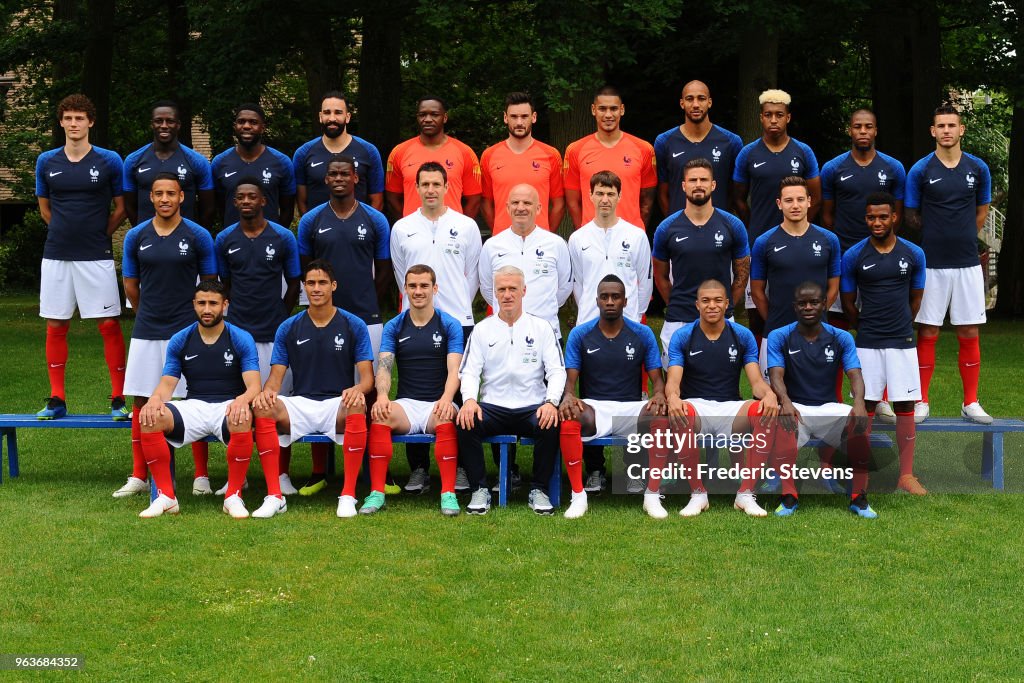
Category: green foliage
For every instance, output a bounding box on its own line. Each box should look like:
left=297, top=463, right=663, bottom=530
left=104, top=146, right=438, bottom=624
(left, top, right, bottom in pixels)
left=0, top=210, right=45, bottom=292
left=961, top=92, right=1012, bottom=201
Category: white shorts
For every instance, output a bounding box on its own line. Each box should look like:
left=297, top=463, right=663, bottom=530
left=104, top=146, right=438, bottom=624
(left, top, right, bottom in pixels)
left=366, top=323, right=383, bottom=374
left=393, top=397, right=446, bottom=435
left=758, top=338, right=770, bottom=382
left=916, top=266, right=986, bottom=326
left=857, top=347, right=921, bottom=402
left=276, top=395, right=345, bottom=447
left=256, top=341, right=293, bottom=395
left=688, top=398, right=748, bottom=438
left=745, top=280, right=754, bottom=309
left=39, top=259, right=121, bottom=320
left=792, top=402, right=851, bottom=448
left=165, top=399, right=231, bottom=448
left=124, top=339, right=187, bottom=398
left=580, top=398, right=650, bottom=441
left=660, top=320, right=684, bottom=368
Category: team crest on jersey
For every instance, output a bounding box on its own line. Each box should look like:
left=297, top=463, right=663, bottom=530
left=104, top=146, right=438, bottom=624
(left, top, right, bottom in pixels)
left=525, top=335, right=534, bottom=348
left=877, top=169, right=888, bottom=185
left=177, top=165, right=188, bottom=181
left=261, top=168, right=272, bottom=185
left=812, top=240, right=822, bottom=257
left=445, top=159, right=455, bottom=169
left=432, top=332, right=443, bottom=349
left=334, top=334, right=345, bottom=350
left=714, top=231, right=725, bottom=247
left=824, top=345, right=835, bottom=363
left=223, top=350, right=234, bottom=366
left=449, top=228, right=458, bottom=237
left=89, top=167, right=100, bottom=183
left=357, top=225, right=368, bottom=240
left=728, top=344, right=738, bottom=363
left=178, top=239, right=190, bottom=255
left=898, top=258, right=909, bottom=275
left=966, top=172, right=976, bottom=189
left=790, top=158, right=801, bottom=174
left=625, top=343, right=636, bottom=360
left=531, top=161, right=541, bottom=170
left=265, top=244, right=276, bottom=261
left=622, top=155, right=633, bottom=167
left=712, top=146, right=722, bottom=162
left=621, top=241, right=631, bottom=251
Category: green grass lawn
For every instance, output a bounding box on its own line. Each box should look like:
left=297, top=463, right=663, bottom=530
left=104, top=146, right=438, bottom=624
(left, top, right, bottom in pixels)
left=1, top=293, right=1024, bottom=679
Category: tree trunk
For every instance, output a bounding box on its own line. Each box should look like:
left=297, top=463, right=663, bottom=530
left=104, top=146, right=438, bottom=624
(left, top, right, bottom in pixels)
left=80, top=0, right=115, bottom=147
left=549, top=88, right=594, bottom=235
left=910, top=0, right=943, bottom=161
left=736, top=29, right=778, bottom=143
left=994, top=102, right=1023, bottom=317
left=300, top=19, right=344, bottom=137
left=868, top=4, right=915, bottom=166
left=50, top=0, right=77, bottom=147
left=166, top=0, right=191, bottom=146
left=358, top=4, right=404, bottom=163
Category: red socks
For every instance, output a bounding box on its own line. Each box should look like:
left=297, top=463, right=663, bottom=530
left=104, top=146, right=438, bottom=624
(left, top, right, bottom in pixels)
left=97, top=318, right=126, bottom=398
left=254, top=417, right=282, bottom=497
left=895, top=411, right=916, bottom=477
left=434, top=422, right=458, bottom=494
left=958, top=336, right=981, bottom=405
left=192, top=441, right=209, bottom=478
left=279, top=445, right=292, bottom=475
left=740, top=402, right=774, bottom=491
left=340, top=414, right=367, bottom=497
left=311, top=443, right=328, bottom=476
left=772, top=426, right=800, bottom=499
left=368, top=423, right=393, bottom=494
left=224, top=430, right=253, bottom=498
left=45, top=323, right=69, bottom=400
left=847, top=417, right=873, bottom=500
left=559, top=420, right=585, bottom=494
left=130, top=408, right=147, bottom=480
left=917, top=334, right=937, bottom=403
left=140, top=431, right=174, bottom=498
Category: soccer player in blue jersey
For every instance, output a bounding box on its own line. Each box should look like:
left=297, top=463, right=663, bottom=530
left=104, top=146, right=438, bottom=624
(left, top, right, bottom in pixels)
left=123, top=100, right=214, bottom=227
left=558, top=275, right=666, bottom=519
left=653, top=158, right=750, bottom=358
left=905, top=105, right=993, bottom=424
left=456, top=266, right=567, bottom=515
left=252, top=260, right=374, bottom=519
left=654, top=81, right=742, bottom=215
left=296, top=155, right=391, bottom=492
left=293, top=91, right=385, bottom=214
left=136, top=282, right=269, bottom=518
left=732, top=90, right=821, bottom=339
left=215, top=178, right=301, bottom=494
left=750, top=176, right=841, bottom=375
left=116, top=173, right=217, bottom=499
left=767, top=281, right=876, bottom=518
left=212, top=103, right=296, bottom=227
left=35, top=93, right=128, bottom=421
left=820, top=108, right=908, bottom=414
left=841, top=192, right=927, bottom=495
left=365, top=265, right=464, bottom=516
left=663, top=279, right=778, bottom=519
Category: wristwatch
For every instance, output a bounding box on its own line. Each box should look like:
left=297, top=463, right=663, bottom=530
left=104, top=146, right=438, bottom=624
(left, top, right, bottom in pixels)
left=544, top=399, right=559, bottom=407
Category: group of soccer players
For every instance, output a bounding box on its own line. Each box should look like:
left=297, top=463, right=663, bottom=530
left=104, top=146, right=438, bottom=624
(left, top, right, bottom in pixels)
left=31, top=80, right=994, bottom=520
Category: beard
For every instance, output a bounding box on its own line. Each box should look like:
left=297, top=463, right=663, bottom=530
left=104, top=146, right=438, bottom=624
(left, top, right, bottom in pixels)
left=322, top=122, right=345, bottom=139
left=686, top=193, right=711, bottom=207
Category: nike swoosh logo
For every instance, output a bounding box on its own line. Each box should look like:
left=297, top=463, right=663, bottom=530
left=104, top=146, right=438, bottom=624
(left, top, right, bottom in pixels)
left=318, top=227, right=332, bottom=234
left=441, top=456, right=456, bottom=461
left=103, top=304, right=114, bottom=310
left=675, top=236, right=689, bottom=242
left=49, top=363, right=63, bottom=368
left=139, top=167, right=151, bottom=173
left=840, top=174, right=853, bottom=181
left=185, top=354, right=199, bottom=360
left=398, top=336, right=411, bottom=342
left=259, top=449, right=273, bottom=456
left=140, top=244, right=153, bottom=250
left=497, top=252, right=509, bottom=258
left=965, top=362, right=979, bottom=367
left=568, top=460, right=581, bottom=466
left=788, top=349, right=801, bottom=355
left=310, top=161, right=324, bottom=167
left=581, top=246, right=590, bottom=251
left=407, top=233, right=418, bottom=238
left=228, top=247, right=241, bottom=254
left=488, top=341, right=498, bottom=347
left=773, top=245, right=787, bottom=252
left=753, top=162, right=767, bottom=168
left=929, top=178, right=941, bottom=184
left=49, top=171, right=63, bottom=177
left=586, top=348, right=600, bottom=354
left=689, top=350, right=703, bottom=356
left=225, top=171, right=238, bottom=177
left=369, top=454, right=386, bottom=459
left=862, top=264, right=876, bottom=270
left=346, top=447, right=361, bottom=452
left=296, top=339, right=310, bottom=345
left=233, top=457, right=250, bottom=462
left=672, top=151, right=685, bottom=158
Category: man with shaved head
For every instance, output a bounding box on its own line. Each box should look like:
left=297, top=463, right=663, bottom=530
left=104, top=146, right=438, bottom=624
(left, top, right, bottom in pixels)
left=655, top=80, right=742, bottom=216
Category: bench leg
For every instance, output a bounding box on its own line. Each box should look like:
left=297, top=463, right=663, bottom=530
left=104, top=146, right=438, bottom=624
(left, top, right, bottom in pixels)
left=993, top=432, right=1004, bottom=491
left=327, top=444, right=336, bottom=478
left=982, top=433, right=994, bottom=484
left=498, top=442, right=508, bottom=507
left=549, top=457, right=561, bottom=508
left=3, top=428, right=19, bottom=480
